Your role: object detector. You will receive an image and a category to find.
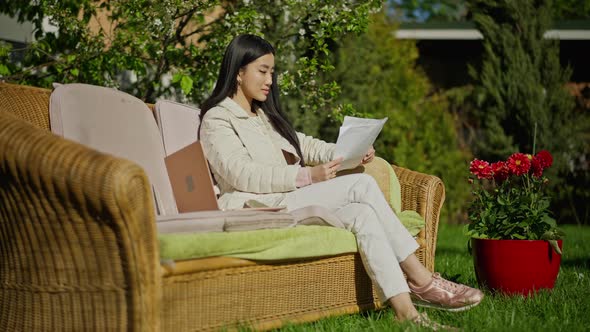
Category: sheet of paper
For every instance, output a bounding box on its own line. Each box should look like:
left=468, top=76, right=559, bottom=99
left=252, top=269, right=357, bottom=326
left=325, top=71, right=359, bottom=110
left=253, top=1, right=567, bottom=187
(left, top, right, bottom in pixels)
left=334, top=116, right=388, bottom=170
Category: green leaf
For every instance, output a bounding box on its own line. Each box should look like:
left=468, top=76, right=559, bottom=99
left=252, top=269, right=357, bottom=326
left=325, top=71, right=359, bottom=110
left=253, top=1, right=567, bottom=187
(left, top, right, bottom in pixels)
left=542, top=215, right=556, bottom=227
left=180, top=75, right=193, bottom=95
left=0, top=64, right=10, bottom=76
left=548, top=240, right=562, bottom=255
left=0, top=43, right=11, bottom=57
left=541, top=229, right=564, bottom=241
left=172, top=73, right=182, bottom=83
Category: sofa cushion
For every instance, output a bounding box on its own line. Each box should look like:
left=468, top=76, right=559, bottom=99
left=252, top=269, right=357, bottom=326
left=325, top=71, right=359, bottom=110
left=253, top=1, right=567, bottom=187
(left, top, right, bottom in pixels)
left=158, top=211, right=424, bottom=261
left=159, top=225, right=357, bottom=261
left=362, top=156, right=402, bottom=213
left=49, top=83, right=178, bottom=215
left=154, top=99, right=200, bottom=156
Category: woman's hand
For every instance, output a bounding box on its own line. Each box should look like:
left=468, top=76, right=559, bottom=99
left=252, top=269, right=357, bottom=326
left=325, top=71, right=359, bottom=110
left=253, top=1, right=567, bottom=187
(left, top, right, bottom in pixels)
left=361, top=146, right=375, bottom=164
left=310, top=157, right=343, bottom=183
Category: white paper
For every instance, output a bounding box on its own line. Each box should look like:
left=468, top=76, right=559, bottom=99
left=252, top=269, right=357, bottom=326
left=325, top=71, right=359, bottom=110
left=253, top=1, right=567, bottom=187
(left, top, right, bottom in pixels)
left=334, top=116, right=388, bottom=170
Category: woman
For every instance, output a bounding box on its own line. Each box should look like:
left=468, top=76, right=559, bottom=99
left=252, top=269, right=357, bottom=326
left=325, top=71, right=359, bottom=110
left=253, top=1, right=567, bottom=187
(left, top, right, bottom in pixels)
left=199, top=34, right=483, bottom=328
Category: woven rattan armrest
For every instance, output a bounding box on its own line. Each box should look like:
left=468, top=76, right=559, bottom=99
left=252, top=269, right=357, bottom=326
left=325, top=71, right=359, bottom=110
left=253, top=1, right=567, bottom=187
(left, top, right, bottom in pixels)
left=338, top=161, right=444, bottom=271
left=392, top=165, right=445, bottom=272
left=0, top=111, right=160, bottom=331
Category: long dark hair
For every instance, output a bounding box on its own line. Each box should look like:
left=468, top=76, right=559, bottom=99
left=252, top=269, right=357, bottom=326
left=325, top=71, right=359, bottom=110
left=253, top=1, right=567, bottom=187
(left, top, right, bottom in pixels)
left=200, top=34, right=305, bottom=166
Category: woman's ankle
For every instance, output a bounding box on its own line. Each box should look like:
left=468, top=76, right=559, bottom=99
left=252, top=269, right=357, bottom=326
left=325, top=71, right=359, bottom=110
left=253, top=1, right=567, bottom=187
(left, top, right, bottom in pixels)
left=407, top=273, right=433, bottom=288
left=399, top=255, right=433, bottom=288
left=388, top=293, right=419, bottom=321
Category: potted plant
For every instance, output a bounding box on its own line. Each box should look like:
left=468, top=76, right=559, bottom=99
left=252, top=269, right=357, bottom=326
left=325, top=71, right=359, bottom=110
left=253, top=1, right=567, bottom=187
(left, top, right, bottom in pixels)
left=465, top=150, right=564, bottom=296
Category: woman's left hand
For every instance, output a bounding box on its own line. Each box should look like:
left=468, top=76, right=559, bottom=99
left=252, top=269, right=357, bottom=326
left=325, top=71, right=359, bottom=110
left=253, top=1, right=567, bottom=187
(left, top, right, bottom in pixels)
left=361, top=146, right=375, bottom=165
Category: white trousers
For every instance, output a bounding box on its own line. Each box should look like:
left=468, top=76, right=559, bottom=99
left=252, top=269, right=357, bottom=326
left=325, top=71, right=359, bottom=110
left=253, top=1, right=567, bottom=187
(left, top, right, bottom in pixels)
left=284, top=173, right=419, bottom=302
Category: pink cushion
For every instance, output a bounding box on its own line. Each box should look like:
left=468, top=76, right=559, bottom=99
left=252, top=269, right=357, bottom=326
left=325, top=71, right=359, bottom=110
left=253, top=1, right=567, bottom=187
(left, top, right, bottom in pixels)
left=49, top=83, right=178, bottom=215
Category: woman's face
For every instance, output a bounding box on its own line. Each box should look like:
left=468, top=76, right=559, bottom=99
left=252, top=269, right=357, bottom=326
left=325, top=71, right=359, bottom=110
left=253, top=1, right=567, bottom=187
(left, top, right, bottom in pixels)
left=237, top=53, right=274, bottom=102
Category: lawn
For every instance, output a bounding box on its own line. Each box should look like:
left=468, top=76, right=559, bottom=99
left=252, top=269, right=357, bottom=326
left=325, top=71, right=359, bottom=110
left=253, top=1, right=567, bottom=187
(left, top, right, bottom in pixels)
left=268, top=224, right=590, bottom=332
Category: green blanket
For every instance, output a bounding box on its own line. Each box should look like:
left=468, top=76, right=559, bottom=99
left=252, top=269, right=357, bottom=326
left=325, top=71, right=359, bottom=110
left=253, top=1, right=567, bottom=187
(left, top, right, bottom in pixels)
left=159, top=211, right=425, bottom=261
left=160, top=225, right=357, bottom=261
left=159, top=162, right=426, bottom=261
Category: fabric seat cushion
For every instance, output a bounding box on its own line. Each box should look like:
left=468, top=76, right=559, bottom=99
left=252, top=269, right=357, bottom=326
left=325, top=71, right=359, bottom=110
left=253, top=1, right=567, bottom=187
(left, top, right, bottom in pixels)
left=158, top=211, right=424, bottom=261
left=159, top=225, right=357, bottom=261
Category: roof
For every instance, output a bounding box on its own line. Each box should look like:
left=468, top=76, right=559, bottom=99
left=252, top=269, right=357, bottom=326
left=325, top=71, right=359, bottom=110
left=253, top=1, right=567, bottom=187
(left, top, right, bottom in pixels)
left=396, top=20, right=590, bottom=40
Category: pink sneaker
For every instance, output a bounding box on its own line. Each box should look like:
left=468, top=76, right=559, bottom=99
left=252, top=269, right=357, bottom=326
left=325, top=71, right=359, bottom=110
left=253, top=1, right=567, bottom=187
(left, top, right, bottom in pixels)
left=408, top=273, right=484, bottom=312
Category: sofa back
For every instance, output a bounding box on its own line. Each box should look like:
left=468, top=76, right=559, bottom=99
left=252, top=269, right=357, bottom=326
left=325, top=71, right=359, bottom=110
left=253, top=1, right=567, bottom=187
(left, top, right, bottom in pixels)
left=0, top=83, right=158, bottom=130
left=0, top=83, right=52, bottom=130
left=0, top=82, right=181, bottom=215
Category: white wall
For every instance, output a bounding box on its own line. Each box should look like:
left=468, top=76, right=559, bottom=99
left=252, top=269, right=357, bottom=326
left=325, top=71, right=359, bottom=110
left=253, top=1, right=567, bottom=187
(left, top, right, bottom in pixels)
left=0, top=13, right=58, bottom=43
left=0, top=14, right=34, bottom=43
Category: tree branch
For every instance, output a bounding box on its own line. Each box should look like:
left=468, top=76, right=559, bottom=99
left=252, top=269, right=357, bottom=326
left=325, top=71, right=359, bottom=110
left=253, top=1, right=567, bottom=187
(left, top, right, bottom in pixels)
left=179, top=16, right=221, bottom=41
left=3, top=60, right=60, bottom=80
left=175, top=7, right=198, bottom=43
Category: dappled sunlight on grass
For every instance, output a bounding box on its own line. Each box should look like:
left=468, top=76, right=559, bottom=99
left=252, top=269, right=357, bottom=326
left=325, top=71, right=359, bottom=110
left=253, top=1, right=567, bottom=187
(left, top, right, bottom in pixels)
left=269, top=224, right=590, bottom=331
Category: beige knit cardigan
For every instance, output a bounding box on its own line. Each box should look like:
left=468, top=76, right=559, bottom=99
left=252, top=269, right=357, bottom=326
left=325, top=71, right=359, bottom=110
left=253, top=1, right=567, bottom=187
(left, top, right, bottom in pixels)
left=200, top=97, right=336, bottom=209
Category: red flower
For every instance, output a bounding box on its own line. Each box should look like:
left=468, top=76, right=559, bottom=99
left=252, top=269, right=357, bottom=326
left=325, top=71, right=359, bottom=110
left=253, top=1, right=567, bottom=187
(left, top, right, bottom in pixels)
left=470, top=159, right=493, bottom=179
left=507, top=153, right=531, bottom=176
left=491, top=161, right=510, bottom=182
left=535, top=150, right=553, bottom=169
left=531, top=158, right=543, bottom=177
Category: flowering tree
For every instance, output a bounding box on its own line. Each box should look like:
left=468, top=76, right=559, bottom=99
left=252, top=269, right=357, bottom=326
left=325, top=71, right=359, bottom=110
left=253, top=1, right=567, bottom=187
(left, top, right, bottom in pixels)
left=0, top=0, right=380, bottom=117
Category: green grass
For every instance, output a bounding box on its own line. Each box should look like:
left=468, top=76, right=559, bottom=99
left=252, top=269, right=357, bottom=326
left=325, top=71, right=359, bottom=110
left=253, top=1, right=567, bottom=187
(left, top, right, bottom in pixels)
left=268, top=224, right=590, bottom=332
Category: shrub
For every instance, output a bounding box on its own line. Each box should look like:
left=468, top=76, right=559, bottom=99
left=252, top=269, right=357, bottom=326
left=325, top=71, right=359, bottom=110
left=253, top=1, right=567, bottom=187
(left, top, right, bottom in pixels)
left=467, top=0, right=590, bottom=224
left=326, top=10, right=472, bottom=223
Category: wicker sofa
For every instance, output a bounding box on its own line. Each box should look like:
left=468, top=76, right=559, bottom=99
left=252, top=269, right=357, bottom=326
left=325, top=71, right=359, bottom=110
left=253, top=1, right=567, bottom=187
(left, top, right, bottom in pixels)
left=0, top=82, right=445, bottom=331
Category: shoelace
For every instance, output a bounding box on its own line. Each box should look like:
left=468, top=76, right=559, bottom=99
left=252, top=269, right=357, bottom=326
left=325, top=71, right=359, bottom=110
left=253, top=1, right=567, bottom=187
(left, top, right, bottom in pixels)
left=432, top=273, right=465, bottom=293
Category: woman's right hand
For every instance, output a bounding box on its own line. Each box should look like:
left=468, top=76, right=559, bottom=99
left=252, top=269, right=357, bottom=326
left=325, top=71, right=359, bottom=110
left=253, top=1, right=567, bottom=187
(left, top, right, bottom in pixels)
left=309, top=157, right=343, bottom=183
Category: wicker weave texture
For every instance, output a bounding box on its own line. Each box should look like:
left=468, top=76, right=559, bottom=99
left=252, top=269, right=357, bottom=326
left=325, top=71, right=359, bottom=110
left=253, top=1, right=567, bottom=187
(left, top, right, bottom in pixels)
left=0, top=111, right=160, bottom=331
left=162, top=254, right=382, bottom=331
left=0, top=83, right=51, bottom=130
left=0, top=82, right=445, bottom=331
left=159, top=166, right=443, bottom=331
left=392, top=165, right=445, bottom=272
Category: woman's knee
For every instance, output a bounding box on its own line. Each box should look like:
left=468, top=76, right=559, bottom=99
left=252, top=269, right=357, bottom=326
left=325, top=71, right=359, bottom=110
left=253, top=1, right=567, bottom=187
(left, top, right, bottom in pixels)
left=359, top=173, right=379, bottom=187
left=339, top=203, right=379, bottom=231
left=351, top=173, right=382, bottom=197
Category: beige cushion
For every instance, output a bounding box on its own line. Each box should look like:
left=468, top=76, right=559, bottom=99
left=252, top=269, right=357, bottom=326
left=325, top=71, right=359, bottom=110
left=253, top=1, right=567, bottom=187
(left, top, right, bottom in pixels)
left=154, top=100, right=200, bottom=156
left=49, top=83, right=178, bottom=215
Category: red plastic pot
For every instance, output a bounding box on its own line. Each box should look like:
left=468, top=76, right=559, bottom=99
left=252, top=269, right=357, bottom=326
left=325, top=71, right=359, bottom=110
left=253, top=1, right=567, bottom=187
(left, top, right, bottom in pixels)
left=471, top=238, right=562, bottom=296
